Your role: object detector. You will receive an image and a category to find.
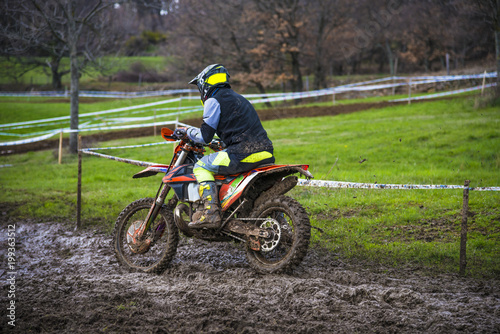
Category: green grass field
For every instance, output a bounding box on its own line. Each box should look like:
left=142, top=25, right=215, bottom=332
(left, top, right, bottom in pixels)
left=0, top=95, right=499, bottom=278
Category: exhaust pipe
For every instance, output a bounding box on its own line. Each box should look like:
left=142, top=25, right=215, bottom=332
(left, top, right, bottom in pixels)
left=174, top=203, right=194, bottom=237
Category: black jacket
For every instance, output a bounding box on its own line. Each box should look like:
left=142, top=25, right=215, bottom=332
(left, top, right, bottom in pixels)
left=201, top=88, right=273, bottom=154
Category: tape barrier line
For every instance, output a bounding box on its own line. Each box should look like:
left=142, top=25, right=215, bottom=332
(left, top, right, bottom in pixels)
left=248, top=73, right=497, bottom=104
left=0, top=121, right=189, bottom=147
left=84, top=141, right=173, bottom=151
left=0, top=96, right=188, bottom=129
left=390, top=83, right=497, bottom=102
left=5, top=72, right=493, bottom=99
left=81, top=149, right=156, bottom=167
left=2, top=71, right=497, bottom=145
left=78, top=147, right=500, bottom=192
left=297, top=179, right=500, bottom=192
left=0, top=132, right=59, bottom=147
left=0, top=89, right=197, bottom=98
left=2, top=72, right=494, bottom=103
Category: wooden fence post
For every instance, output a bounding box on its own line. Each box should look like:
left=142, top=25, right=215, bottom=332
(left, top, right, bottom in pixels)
left=154, top=109, right=157, bottom=137
left=77, top=135, right=82, bottom=230
left=58, top=131, right=63, bottom=164
left=481, top=70, right=487, bottom=96
left=459, top=180, right=470, bottom=276
left=408, top=78, right=412, bottom=105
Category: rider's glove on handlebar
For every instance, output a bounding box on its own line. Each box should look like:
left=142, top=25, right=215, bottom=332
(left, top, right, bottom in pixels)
left=174, top=127, right=188, bottom=140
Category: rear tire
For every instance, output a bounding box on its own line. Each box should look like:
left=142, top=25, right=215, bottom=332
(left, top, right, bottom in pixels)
left=113, top=198, right=179, bottom=274
left=245, top=195, right=310, bottom=274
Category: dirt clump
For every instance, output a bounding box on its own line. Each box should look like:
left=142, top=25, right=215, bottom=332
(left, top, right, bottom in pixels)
left=1, top=219, right=499, bottom=333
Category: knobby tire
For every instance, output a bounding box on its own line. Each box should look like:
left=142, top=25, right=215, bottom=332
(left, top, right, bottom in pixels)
left=112, top=198, right=179, bottom=274
left=246, top=195, right=311, bottom=274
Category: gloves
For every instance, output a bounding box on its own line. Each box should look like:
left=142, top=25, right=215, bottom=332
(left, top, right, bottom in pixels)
left=174, top=127, right=188, bottom=140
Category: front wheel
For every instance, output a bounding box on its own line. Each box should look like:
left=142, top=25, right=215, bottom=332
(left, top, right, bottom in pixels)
left=245, top=195, right=311, bottom=274
left=113, top=198, right=179, bottom=273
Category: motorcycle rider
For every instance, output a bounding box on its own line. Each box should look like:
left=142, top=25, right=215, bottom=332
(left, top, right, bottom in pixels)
left=177, top=64, right=274, bottom=229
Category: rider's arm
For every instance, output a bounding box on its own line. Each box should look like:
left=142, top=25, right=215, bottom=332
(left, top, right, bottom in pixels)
left=187, top=98, right=220, bottom=145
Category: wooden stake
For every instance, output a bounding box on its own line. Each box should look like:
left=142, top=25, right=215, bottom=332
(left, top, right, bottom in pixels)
left=459, top=180, right=470, bottom=276
left=77, top=135, right=82, bottom=230
left=58, top=131, right=63, bottom=164
left=408, top=78, right=412, bottom=105
left=481, top=70, right=487, bottom=96
left=154, top=109, right=157, bottom=137
left=392, top=58, right=398, bottom=96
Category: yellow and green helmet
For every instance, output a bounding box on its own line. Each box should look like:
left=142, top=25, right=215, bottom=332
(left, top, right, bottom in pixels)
left=189, top=64, right=230, bottom=102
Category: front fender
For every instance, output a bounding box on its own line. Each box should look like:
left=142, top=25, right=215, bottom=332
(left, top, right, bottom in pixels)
left=132, top=164, right=171, bottom=179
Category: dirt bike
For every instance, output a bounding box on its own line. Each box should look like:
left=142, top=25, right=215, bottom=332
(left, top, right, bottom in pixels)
left=112, top=127, right=313, bottom=274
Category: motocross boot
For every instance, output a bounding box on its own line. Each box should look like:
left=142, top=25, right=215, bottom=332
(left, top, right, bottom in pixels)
left=189, top=181, right=222, bottom=229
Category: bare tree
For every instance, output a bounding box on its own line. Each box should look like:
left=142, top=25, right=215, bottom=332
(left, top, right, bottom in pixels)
left=302, top=0, right=351, bottom=89
left=1, top=0, right=118, bottom=153
left=468, top=0, right=500, bottom=96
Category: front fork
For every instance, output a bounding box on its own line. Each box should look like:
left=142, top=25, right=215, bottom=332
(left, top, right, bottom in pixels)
left=136, top=149, right=187, bottom=239
left=137, top=183, right=171, bottom=239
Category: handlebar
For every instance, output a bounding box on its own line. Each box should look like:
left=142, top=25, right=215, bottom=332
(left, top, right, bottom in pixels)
left=164, top=127, right=225, bottom=151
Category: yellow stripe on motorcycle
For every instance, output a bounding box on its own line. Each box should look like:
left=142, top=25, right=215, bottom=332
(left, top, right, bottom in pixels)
left=241, top=151, right=273, bottom=163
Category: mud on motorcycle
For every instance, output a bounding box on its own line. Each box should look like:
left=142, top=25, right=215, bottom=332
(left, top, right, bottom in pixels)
left=112, top=127, right=313, bottom=274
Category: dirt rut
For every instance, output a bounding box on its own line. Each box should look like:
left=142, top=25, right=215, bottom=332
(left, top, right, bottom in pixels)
left=1, top=220, right=499, bottom=333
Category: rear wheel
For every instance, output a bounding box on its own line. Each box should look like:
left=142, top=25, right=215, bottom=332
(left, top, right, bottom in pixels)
left=113, top=198, right=179, bottom=273
left=245, top=195, right=310, bottom=274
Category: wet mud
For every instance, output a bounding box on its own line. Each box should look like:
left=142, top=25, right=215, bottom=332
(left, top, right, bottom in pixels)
left=1, top=219, right=499, bottom=333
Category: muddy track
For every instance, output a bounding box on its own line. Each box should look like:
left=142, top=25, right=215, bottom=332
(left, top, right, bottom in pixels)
left=1, top=219, right=499, bottom=333
left=2, top=100, right=417, bottom=155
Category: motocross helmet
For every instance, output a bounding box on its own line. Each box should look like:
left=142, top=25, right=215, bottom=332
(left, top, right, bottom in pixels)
left=189, top=64, right=230, bottom=103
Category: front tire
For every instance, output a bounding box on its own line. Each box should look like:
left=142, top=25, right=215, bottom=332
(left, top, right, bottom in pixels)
left=245, top=195, right=310, bottom=274
left=113, top=198, right=179, bottom=273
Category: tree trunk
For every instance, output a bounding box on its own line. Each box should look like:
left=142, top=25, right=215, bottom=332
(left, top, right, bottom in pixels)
left=51, top=64, right=63, bottom=89
left=386, top=39, right=395, bottom=75
left=290, top=51, right=303, bottom=92
left=69, top=44, right=79, bottom=154
left=254, top=82, right=273, bottom=108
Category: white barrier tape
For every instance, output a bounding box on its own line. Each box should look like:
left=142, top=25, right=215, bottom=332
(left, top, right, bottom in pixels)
left=411, top=72, right=497, bottom=81
left=390, top=83, right=497, bottom=102
left=3, top=72, right=494, bottom=99
left=0, top=96, right=186, bottom=129
left=297, top=179, right=500, bottom=191
left=2, top=72, right=495, bottom=130
left=65, top=121, right=189, bottom=133
left=98, top=107, right=203, bottom=124
left=81, top=149, right=156, bottom=167
left=0, top=89, right=197, bottom=98
left=76, top=147, right=500, bottom=192
left=0, top=131, right=59, bottom=146
left=0, top=121, right=189, bottom=147
left=84, top=141, right=173, bottom=151
left=2, top=72, right=497, bottom=145
left=249, top=74, right=497, bottom=104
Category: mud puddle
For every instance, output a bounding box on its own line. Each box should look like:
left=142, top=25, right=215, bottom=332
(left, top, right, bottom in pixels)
left=1, top=220, right=499, bottom=333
